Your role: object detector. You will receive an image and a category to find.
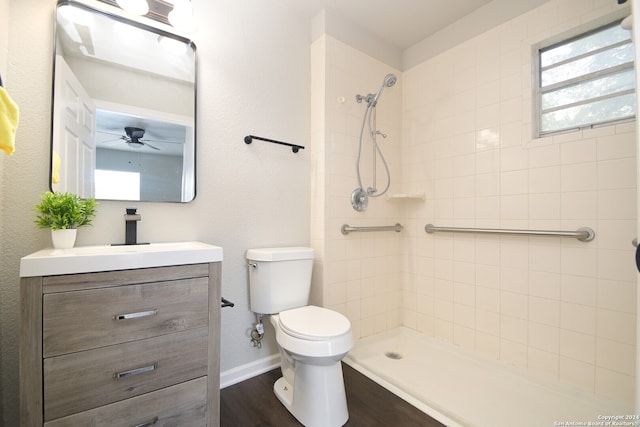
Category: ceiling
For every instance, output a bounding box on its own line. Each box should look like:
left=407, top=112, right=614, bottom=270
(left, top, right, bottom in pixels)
left=276, top=0, right=543, bottom=50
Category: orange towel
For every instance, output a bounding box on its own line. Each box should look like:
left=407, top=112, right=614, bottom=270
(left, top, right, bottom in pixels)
left=0, top=86, right=19, bottom=155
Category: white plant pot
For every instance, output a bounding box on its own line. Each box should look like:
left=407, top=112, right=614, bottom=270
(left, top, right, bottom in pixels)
left=51, top=229, right=77, bottom=249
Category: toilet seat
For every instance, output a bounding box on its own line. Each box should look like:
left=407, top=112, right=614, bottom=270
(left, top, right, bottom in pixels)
left=279, top=306, right=350, bottom=341
left=273, top=306, right=354, bottom=358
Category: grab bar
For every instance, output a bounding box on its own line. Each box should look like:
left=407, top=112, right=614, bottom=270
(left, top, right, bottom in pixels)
left=341, top=223, right=403, bottom=235
left=424, top=224, right=595, bottom=242
left=244, top=135, right=305, bottom=153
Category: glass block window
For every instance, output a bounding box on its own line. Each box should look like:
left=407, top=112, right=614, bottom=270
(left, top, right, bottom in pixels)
left=536, top=21, right=635, bottom=136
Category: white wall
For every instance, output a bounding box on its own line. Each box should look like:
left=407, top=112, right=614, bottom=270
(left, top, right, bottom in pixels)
left=0, top=0, right=310, bottom=425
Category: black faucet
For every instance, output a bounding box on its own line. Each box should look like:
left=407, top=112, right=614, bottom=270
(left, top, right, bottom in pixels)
left=124, top=208, right=141, bottom=245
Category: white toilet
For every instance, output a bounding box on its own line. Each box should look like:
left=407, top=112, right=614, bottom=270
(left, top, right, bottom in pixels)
left=247, top=247, right=354, bottom=427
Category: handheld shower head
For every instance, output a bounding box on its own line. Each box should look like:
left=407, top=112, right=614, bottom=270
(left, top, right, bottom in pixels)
left=383, top=74, right=397, bottom=87
left=372, top=73, right=397, bottom=105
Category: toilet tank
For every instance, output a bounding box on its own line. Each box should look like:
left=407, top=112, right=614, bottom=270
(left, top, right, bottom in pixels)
left=246, top=247, right=314, bottom=314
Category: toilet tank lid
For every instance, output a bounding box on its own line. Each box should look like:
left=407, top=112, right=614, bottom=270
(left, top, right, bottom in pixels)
left=246, top=247, right=314, bottom=261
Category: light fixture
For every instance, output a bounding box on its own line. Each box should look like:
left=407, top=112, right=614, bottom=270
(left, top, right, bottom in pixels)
left=116, top=0, right=149, bottom=16
left=168, top=0, right=197, bottom=33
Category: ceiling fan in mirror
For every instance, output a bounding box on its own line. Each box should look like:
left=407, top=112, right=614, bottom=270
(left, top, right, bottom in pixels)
left=94, top=108, right=189, bottom=157
left=97, top=126, right=183, bottom=151
left=99, top=127, right=158, bottom=150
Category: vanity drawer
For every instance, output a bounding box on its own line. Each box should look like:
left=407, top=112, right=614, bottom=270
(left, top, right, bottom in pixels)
left=43, top=277, right=209, bottom=357
left=44, top=376, right=208, bottom=427
left=44, top=327, right=208, bottom=421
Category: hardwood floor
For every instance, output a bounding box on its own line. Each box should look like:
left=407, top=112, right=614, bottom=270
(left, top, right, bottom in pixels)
left=220, top=363, right=445, bottom=427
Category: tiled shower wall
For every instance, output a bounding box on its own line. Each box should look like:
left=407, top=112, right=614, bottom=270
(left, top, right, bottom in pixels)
left=310, top=35, right=404, bottom=340
left=401, top=0, right=636, bottom=403
left=312, top=0, right=636, bottom=404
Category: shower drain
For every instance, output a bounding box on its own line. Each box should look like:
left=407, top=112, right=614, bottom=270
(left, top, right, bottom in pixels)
left=384, top=351, right=403, bottom=360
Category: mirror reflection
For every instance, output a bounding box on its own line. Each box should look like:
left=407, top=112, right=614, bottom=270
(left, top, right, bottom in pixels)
left=52, top=0, right=196, bottom=202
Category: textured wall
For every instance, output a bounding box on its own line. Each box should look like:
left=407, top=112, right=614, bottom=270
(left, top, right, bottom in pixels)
left=1, top=0, right=310, bottom=424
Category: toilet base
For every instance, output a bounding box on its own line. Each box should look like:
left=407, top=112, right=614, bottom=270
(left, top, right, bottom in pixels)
left=273, top=361, right=349, bottom=427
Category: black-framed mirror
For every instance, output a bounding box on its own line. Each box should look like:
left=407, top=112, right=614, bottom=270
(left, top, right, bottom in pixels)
left=51, top=0, right=196, bottom=202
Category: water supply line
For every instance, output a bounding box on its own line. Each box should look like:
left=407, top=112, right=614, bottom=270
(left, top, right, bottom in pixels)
left=352, top=73, right=397, bottom=212
left=250, top=313, right=264, bottom=348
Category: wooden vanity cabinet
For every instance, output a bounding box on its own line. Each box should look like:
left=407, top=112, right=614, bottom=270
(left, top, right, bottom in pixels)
left=20, top=262, right=221, bottom=427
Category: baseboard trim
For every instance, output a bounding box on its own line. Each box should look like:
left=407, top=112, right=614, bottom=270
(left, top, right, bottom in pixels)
left=220, top=353, right=281, bottom=389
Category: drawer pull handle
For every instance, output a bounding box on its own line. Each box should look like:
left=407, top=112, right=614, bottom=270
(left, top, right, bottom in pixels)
left=131, top=416, right=159, bottom=427
left=113, top=309, right=157, bottom=321
left=114, top=362, right=158, bottom=379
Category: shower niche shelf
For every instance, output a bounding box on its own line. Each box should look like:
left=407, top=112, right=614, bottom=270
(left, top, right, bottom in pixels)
left=387, top=193, right=425, bottom=201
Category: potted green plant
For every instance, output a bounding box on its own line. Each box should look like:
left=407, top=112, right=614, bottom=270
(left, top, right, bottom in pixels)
left=34, top=191, right=97, bottom=249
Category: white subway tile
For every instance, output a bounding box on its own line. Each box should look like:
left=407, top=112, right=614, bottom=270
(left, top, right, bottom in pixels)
left=501, top=170, right=529, bottom=195
left=530, top=296, right=560, bottom=327
left=597, top=132, right=635, bottom=160
left=529, top=166, right=560, bottom=193
left=476, top=173, right=500, bottom=196
left=529, top=271, right=561, bottom=299
left=597, top=189, right=636, bottom=220
left=528, top=142, right=560, bottom=168
left=529, top=321, right=560, bottom=353
left=529, top=193, right=561, bottom=219
left=560, top=138, right=596, bottom=164
left=596, top=338, right=635, bottom=376
left=597, top=279, right=636, bottom=314
left=454, top=303, right=476, bottom=329
left=501, top=291, right=528, bottom=319
left=560, top=329, right=595, bottom=364
left=597, top=308, right=636, bottom=345
left=597, top=249, right=636, bottom=282
left=561, top=163, right=597, bottom=192
left=561, top=191, right=597, bottom=220
left=500, top=146, right=529, bottom=171
left=597, top=158, right=636, bottom=190
left=501, top=315, right=528, bottom=345
left=501, top=195, right=529, bottom=219
left=561, top=302, right=597, bottom=335
left=561, top=275, right=596, bottom=307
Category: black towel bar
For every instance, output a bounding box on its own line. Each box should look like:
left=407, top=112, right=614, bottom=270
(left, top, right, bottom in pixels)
left=244, top=134, right=304, bottom=153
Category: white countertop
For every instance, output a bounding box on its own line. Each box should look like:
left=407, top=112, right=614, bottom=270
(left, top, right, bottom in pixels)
left=20, top=241, right=223, bottom=277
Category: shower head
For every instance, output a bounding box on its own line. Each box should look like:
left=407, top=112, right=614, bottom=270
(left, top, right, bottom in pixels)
left=371, top=73, right=397, bottom=106
left=383, top=74, right=397, bottom=87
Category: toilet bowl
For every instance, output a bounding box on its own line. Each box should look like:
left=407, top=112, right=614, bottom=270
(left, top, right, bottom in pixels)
left=271, top=306, right=353, bottom=427
left=246, top=247, right=354, bottom=427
